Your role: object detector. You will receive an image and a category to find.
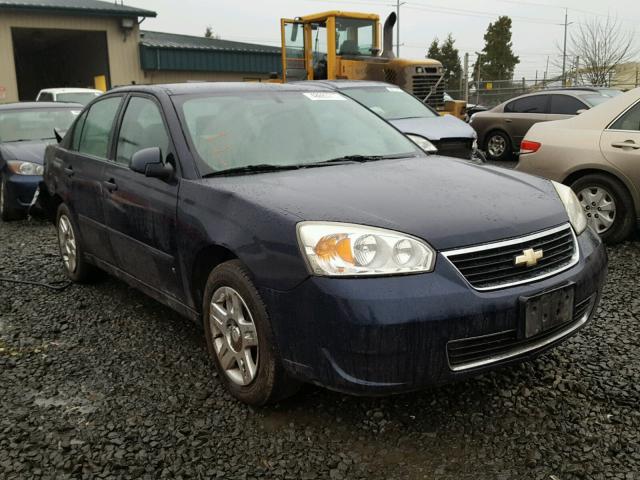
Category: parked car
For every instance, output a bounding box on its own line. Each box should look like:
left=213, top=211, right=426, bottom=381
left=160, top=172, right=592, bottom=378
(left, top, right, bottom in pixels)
left=543, top=86, right=623, bottom=98
left=36, top=88, right=102, bottom=106
left=517, top=87, right=640, bottom=244
left=471, top=89, right=612, bottom=161
left=445, top=92, right=489, bottom=122
left=0, top=102, right=82, bottom=220
left=307, top=81, right=483, bottom=161
left=41, top=83, right=606, bottom=406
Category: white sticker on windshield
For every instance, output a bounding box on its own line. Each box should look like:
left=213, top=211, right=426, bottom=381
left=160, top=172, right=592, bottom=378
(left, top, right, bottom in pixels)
left=71, top=110, right=81, bottom=115
left=303, top=92, right=347, bottom=101
left=386, top=87, right=404, bottom=93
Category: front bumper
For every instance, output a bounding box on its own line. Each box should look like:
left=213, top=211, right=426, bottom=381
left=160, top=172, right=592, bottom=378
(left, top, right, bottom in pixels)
left=4, top=173, right=40, bottom=213
left=260, top=227, right=607, bottom=395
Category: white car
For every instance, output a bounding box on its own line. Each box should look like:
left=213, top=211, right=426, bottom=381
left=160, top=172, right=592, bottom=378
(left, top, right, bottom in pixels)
left=36, top=88, right=102, bottom=106
left=517, top=87, right=640, bottom=243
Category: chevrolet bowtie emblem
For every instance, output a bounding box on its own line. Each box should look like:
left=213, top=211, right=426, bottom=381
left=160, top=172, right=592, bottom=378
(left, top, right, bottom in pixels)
left=514, top=248, right=544, bottom=267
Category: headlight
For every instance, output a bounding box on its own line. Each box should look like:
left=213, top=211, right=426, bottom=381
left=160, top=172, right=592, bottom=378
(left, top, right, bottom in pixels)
left=7, top=161, right=44, bottom=176
left=297, top=222, right=436, bottom=276
left=406, top=134, right=438, bottom=154
left=552, top=181, right=587, bottom=235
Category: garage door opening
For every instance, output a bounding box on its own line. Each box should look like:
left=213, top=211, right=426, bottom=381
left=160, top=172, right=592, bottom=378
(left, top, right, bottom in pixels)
left=12, top=27, right=110, bottom=101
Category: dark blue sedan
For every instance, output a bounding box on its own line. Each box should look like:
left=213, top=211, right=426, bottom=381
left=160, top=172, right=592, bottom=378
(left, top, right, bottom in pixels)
left=0, top=102, right=82, bottom=220
left=41, top=83, right=606, bottom=405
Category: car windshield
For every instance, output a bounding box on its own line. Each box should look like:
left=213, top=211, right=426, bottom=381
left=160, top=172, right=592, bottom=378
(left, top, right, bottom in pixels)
left=0, top=107, right=81, bottom=143
left=175, top=90, right=422, bottom=175
left=580, top=94, right=612, bottom=107
left=57, top=92, right=101, bottom=105
left=342, top=86, right=439, bottom=120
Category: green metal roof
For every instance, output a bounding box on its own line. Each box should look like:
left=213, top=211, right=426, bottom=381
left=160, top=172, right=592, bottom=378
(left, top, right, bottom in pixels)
left=0, top=0, right=156, bottom=17
left=139, top=30, right=282, bottom=75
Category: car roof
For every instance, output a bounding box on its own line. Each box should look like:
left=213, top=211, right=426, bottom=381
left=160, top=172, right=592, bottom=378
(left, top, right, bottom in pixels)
left=109, top=82, right=341, bottom=96
left=39, top=88, right=102, bottom=94
left=0, top=101, right=83, bottom=111
left=290, top=80, right=396, bottom=90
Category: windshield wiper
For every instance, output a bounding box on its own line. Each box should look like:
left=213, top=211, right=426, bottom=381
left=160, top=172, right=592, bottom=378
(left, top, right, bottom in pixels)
left=203, top=163, right=303, bottom=177
left=310, top=153, right=416, bottom=165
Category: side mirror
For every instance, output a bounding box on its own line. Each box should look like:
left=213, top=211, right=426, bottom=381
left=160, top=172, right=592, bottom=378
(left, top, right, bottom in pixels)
left=54, top=128, right=66, bottom=143
left=130, top=147, right=174, bottom=180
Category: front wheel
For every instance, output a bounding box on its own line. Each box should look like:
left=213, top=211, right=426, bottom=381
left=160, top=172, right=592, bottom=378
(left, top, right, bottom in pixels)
left=485, top=131, right=512, bottom=161
left=570, top=174, right=635, bottom=244
left=0, top=174, right=21, bottom=221
left=202, top=260, right=299, bottom=405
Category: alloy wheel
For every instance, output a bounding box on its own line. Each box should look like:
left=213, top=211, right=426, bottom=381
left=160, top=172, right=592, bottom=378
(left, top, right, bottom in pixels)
left=577, top=186, right=616, bottom=234
left=58, top=214, right=78, bottom=273
left=487, top=135, right=506, bottom=158
left=209, top=286, right=259, bottom=386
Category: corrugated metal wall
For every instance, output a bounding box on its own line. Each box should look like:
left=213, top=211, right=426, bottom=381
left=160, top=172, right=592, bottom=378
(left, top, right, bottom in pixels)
left=139, top=46, right=282, bottom=75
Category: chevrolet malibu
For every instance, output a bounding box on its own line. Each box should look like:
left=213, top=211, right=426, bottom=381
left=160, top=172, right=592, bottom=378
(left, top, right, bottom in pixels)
left=41, top=83, right=607, bottom=406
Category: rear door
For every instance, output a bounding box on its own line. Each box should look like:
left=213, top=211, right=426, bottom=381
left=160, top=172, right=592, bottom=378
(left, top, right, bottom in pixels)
left=61, top=95, right=123, bottom=265
left=547, top=94, right=588, bottom=121
left=600, top=99, right=640, bottom=191
left=502, top=95, right=550, bottom=147
left=101, top=94, right=182, bottom=300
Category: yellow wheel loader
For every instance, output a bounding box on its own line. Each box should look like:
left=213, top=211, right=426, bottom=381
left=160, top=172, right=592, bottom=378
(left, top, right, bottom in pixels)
left=279, top=11, right=466, bottom=119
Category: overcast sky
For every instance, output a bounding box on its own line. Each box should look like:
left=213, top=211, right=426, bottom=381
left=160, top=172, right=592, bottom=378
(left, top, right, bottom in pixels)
left=128, top=0, right=640, bottom=80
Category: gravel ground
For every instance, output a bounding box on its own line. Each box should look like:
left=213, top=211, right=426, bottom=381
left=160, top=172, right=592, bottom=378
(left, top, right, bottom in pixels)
left=1, top=219, right=638, bottom=480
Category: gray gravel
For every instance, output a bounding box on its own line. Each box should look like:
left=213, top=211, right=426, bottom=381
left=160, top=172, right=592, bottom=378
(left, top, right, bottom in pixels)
left=1, top=219, right=638, bottom=480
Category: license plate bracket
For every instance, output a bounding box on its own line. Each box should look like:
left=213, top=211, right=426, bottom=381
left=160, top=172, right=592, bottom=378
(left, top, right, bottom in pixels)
left=521, top=284, right=575, bottom=338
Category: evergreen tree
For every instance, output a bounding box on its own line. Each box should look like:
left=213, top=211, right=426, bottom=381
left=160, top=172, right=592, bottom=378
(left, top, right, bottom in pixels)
left=426, top=35, right=462, bottom=92
left=476, top=16, right=519, bottom=81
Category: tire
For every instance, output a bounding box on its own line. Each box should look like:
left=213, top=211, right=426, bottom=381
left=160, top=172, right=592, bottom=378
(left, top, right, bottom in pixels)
left=202, top=259, right=300, bottom=405
left=0, top=173, right=22, bottom=221
left=56, top=203, right=99, bottom=282
left=570, top=174, right=635, bottom=244
left=484, top=131, right=512, bottom=161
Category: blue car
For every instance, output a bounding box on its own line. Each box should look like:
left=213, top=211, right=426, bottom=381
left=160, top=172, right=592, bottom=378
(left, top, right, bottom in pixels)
left=0, top=102, right=82, bottom=220
left=40, top=83, right=606, bottom=405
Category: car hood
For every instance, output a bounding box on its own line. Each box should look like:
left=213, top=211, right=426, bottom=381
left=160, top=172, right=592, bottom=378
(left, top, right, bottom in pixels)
left=0, top=140, right=53, bottom=165
left=390, top=115, right=475, bottom=141
left=202, top=157, right=569, bottom=251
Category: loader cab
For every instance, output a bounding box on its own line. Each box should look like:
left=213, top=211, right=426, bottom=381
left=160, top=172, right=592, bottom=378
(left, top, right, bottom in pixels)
left=280, top=11, right=381, bottom=82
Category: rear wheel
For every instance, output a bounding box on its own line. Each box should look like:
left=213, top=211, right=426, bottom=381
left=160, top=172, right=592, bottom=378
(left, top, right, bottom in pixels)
left=485, top=131, right=512, bottom=161
left=56, top=203, right=99, bottom=282
left=203, top=260, right=299, bottom=405
left=570, top=174, right=635, bottom=244
left=0, top=174, right=21, bottom=221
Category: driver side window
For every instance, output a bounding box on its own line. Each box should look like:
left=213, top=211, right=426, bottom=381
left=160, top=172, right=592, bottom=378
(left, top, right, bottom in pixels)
left=116, top=97, right=170, bottom=166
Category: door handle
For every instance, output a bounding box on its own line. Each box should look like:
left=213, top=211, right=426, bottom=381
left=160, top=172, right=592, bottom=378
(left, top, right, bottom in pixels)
left=611, top=141, right=640, bottom=150
left=504, top=119, right=513, bottom=123
left=63, top=166, right=74, bottom=177
left=102, top=179, right=118, bottom=192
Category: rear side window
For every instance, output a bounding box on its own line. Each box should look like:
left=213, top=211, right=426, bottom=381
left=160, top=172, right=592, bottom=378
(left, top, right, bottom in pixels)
left=115, top=97, right=170, bottom=166
left=71, top=110, right=88, bottom=151
left=610, top=102, right=640, bottom=131
left=505, top=95, right=548, bottom=114
left=78, top=96, right=122, bottom=158
left=549, top=95, right=587, bottom=115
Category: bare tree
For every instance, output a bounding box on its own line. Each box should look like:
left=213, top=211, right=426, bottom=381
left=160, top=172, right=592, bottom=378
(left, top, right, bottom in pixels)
left=561, top=16, right=636, bottom=86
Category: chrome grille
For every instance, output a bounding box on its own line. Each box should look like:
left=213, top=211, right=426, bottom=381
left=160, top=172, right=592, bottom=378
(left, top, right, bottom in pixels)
left=447, top=295, right=594, bottom=370
left=412, top=74, right=445, bottom=109
left=443, top=224, right=578, bottom=291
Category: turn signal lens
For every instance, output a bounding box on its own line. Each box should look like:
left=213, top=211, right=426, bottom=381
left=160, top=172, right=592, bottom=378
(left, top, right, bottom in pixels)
left=297, top=222, right=436, bottom=276
left=520, top=140, right=541, bottom=154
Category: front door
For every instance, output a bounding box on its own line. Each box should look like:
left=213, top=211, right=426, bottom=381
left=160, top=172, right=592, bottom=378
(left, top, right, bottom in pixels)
left=281, top=19, right=309, bottom=82
left=502, top=94, right=550, bottom=148
left=102, top=95, right=182, bottom=300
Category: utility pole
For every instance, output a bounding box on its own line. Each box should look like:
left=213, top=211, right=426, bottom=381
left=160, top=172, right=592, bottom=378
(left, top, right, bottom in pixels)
left=396, top=0, right=406, bottom=58
left=464, top=52, right=469, bottom=103
left=561, top=9, right=573, bottom=87
left=475, top=52, right=482, bottom=106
